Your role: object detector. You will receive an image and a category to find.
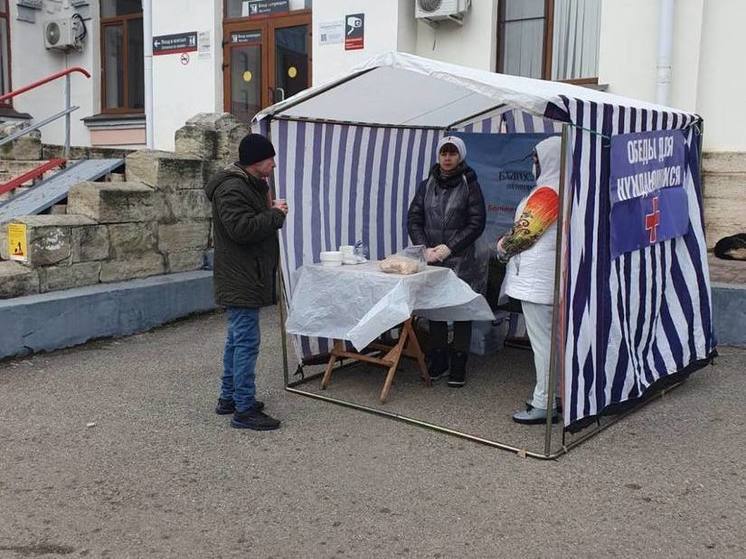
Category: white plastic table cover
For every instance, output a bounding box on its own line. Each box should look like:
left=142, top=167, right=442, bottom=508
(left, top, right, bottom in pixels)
left=285, top=262, right=495, bottom=350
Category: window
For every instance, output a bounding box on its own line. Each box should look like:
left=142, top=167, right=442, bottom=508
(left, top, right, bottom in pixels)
left=0, top=0, right=11, bottom=104
left=498, top=0, right=601, bottom=82
left=101, top=0, right=144, bottom=113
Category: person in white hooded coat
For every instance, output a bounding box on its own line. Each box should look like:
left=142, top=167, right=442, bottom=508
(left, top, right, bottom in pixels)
left=497, top=136, right=562, bottom=424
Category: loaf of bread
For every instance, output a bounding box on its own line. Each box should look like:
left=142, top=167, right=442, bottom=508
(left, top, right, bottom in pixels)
left=379, top=256, right=421, bottom=275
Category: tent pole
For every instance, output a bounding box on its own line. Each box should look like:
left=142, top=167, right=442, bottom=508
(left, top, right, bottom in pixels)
left=265, top=115, right=291, bottom=388
left=544, top=124, right=571, bottom=457
left=284, top=385, right=556, bottom=460
left=445, top=103, right=507, bottom=129
left=278, top=267, right=290, bottom=388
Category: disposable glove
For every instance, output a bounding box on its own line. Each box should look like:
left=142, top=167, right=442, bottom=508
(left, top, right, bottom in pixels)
left=434, top=244, right=451, bottom=262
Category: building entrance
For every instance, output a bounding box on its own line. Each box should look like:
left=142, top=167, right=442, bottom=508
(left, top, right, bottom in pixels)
left=223, top=9, right=310, bottom=123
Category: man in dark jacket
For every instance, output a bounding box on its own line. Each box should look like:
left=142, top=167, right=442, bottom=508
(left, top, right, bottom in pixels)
left=204, top=133, right=288, bottom=430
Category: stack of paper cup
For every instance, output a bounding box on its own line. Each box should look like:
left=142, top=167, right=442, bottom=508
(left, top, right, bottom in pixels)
left=340, top=245, right=356, bottom=264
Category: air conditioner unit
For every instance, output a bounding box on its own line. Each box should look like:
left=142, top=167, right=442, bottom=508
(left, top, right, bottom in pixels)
left=415, top=0, right=471, bottom=24
left=43, top=18, right=77, bottom=51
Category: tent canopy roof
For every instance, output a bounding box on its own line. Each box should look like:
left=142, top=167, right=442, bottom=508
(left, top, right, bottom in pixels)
left=255, top=51, right=699, bottom=129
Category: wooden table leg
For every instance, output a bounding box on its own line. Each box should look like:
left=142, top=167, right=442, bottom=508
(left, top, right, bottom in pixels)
left=379, top=327, right=407, bottom=403
left=403, top=319, right=431, bottom=386
left=321, top=340, right=343, bottom=389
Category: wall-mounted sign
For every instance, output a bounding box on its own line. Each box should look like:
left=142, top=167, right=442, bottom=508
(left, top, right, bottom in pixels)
left=153, top=32, right=198, bottom=56
left=319, top=20, right=344, bottom=45
left=242, top=0, right=289, bottom=17
left=345, top=13, right=364, bottom=51
left=180, top=52, right=190, bottom=65
left=7, top=223, right=28, bottom=263
left=198, top=31, right=211, bottom=58
left=231, top=30, right=262, bottom=44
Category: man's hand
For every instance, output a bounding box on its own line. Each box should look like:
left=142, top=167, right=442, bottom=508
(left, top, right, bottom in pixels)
left=272, top=198, right=289, bottom=215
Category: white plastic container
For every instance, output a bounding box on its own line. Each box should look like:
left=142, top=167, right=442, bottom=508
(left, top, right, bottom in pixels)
left=320, top=251, right=343, bottom=267
left=339, top=245, right=359, bottom=264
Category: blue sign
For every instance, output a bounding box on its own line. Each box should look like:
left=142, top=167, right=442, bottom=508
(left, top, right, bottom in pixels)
left=453, top=132, right=553, bottom=242
left=609, top=130, right=690, bottom=258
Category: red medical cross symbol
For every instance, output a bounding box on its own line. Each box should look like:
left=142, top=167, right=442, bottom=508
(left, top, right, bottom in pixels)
left=645, top=196, right=661, bottom=243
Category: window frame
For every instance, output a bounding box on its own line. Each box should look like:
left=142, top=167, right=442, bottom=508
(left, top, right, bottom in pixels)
left=0, top=0, right=13, bottom=107
left=100, top=8, right=144, bottom=114
left=497, top=0, right=598, bottom=84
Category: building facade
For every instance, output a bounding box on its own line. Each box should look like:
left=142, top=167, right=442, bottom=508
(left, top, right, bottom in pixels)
left=1, top=0, right=742, bottom=154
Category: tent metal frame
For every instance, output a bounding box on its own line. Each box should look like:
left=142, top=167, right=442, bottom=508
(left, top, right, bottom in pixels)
left=268, top=113, right=705, bottom=460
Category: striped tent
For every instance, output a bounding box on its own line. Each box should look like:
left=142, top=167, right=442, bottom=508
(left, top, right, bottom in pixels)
left=253, top=52, right=716, bottom=431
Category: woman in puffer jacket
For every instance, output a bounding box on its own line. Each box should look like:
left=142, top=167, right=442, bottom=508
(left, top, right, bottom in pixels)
left=407, top=136, right=487, bottom=387
left=497, top=135, right=562, bottom=424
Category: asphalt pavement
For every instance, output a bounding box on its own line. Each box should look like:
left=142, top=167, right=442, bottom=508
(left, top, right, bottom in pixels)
left=1, top=308, right=744, bottom=558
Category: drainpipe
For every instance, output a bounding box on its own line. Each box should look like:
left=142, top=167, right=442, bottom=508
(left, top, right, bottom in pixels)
left=656, top=0, right=674, bottom=106
left=143, top=0, right=154, bottom=148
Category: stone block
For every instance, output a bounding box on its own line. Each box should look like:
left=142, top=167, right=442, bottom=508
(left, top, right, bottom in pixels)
left=0, top=261, right=39, bottom=298
left=38, top=261, right=101, bottom=293
left=164, top=190, right=212, bottom=220
left=67, top=182, right=164, bottom=223
left=72, top=225, right=110, bottom=262
left=100, top=253, right=166, bottom=283
left=125, top=150, right=204, bottom=191
left=0, top=226, right=8, bottom=260
left=216, top=123, right=251, bottom=164
left=108, top=222, right=158, bottom=259
left=175, top=125, right=218, bottom=160
left=49, top=204, right=67, bottom=215
left=202, top=159, right=229, bottom=185
left=167, top=250, right=205, bottom=273
left=185, top=112, right=240, bottom=130
left=703, top=173, right=746, bottom=202
left=703, top=152, right=746, bottom=174
left=0, top=134, right=42, bottom=160
left=158, top=221, right=211, bottom=253
left=9, top=215, right=96, bottom=268
left=704, top=199, right=744, bottom=249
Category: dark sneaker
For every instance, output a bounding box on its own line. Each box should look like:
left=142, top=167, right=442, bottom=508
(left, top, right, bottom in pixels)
left=447, top=350, right=467, bottom=388
left=231, top=408, right=281, bottom=431
left=215, top=398, right=264, bottom=415
left=426, top=348, right=449, bottom=382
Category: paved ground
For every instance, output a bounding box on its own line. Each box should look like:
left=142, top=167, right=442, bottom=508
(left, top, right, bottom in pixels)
left=1, top=308, right=744, bottom=558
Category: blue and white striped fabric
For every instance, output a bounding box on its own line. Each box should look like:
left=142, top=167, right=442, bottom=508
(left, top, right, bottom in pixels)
left=557, top=97, right=715, bottom=427
left=259, top=98, right=714, bottom=430
left=270, top=118, right=445, bottom=358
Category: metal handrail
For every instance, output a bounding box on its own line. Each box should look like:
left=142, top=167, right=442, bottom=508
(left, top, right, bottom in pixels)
left=0, top=67, right=91, bottom=158
left=0, top=66, right=90, bottom=104
left=0, top=106, right=79, bottom=147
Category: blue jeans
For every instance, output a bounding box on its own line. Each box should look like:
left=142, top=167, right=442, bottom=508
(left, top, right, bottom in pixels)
left=220, top=307, right=260, bottom=413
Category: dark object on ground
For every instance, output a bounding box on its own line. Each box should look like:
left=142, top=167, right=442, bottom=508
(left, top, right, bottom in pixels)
left=231, top=407, right=280, bottom=430
left=215, top=398, right=264, bottom=415
left=447, top=350, right=467, bottom=387
left=713, top=233, right=746, bottom=261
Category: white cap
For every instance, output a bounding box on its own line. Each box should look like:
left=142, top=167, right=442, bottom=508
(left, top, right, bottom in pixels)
left=437, top=135, right=467, bottom=161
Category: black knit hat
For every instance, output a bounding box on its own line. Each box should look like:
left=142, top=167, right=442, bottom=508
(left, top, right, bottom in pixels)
left=238, top=133, right=276, bottom=166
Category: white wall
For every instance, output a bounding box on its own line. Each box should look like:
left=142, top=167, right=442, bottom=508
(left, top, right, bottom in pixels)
left=696, top=0, right=746, bottom=151
left=599, top=0, right=744, bottom=151
left=414, top=0, right=497, bottom=71
left=312, top=0, right=401, bottom=86
left=10, top=1, right=98, bottom=147
left=151, top=0, right=223, bottom=150
left=312, top=0, right=497, bottom=86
